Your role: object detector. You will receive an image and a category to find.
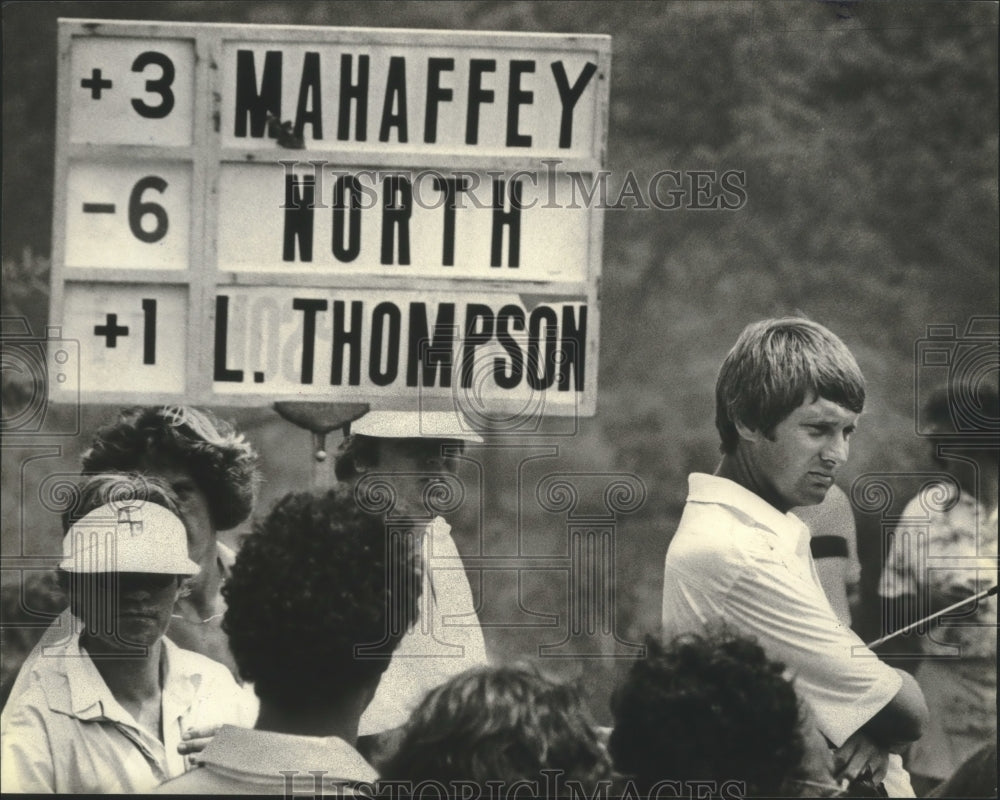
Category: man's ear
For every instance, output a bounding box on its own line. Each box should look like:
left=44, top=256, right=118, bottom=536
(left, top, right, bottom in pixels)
left=734, top=419, right=763, bottom=444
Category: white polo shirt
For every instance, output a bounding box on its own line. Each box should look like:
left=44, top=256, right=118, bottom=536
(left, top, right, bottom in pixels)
left=662, top=474, right=912, bottom=794
left=359, top=516, right=488, bottom=735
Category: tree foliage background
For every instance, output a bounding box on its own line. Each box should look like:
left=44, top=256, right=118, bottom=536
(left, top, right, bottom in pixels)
left=3, top=1, right=998, bottom=720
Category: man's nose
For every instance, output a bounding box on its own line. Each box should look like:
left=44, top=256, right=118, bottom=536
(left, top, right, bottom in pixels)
left=119, top=585, right=152, bottom=601
left=822, top=434, right=850, bottom=466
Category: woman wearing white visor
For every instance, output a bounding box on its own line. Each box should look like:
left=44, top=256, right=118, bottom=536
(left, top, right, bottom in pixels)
left=0, top=474, right=255, bottom=794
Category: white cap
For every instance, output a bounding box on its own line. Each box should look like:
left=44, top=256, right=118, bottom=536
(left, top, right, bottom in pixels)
left=350, top=411, right=483, bottom=443
left=60, top=501, right=200, bottom=575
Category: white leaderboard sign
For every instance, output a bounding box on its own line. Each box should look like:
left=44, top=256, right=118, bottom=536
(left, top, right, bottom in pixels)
left=50, top=20, right=610, bottom=417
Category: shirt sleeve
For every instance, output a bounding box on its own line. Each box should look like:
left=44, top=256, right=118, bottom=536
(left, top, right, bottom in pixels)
left=727, top=553, right=903, bottom=747
left=0, top=703, right=56, bottom=793
left=359, top=520, right=488, bottom=736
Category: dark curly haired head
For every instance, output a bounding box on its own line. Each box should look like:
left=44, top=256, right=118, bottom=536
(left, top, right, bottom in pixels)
left=222, top=490, right=421, bottom=710
left=81, top=406, right=259, bottom=531
left=609, top=632, right=807, bottom=798
left=380, top=664, right=612, bottom=787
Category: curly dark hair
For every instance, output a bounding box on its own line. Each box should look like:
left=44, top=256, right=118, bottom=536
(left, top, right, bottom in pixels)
left=222, top=489, right=421, bottom=709
left=609, top=632, right=807, bottom=798
left=80, top=406, right=259, bottom=530
left=380, top=664, right=613, bottom=787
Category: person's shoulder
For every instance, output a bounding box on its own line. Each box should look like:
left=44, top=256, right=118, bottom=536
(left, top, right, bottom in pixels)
left=669, top=502, right=752, bottom=570
left=7, top=639, right=74, bottom=710
left=1, top=676, right=54, bottom=735
left=676, top=479, right=754, bottom=544
left=682, top=474, right=773, bottom=531
left=812, top=482, right=853, bottom=519
left=154, top=765, right=237, bottom=794
left=901, top=480, right=962, bottom=520
left=674, top=504, right=739, bottom=545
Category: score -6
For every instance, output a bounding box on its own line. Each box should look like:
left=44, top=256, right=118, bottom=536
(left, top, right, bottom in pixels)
left=129, top=176, right=169, bottom=243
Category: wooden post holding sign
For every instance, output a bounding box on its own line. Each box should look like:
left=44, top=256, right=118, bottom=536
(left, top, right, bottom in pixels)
left=49, top=21, right=610, bottom=456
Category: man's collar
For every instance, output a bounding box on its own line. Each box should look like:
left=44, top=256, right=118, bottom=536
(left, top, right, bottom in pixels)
left=41, top=615, right=147, bottom=724
left=58, top=618, right=108, bottom=719
left=198, top=725, right=378, bottom=783
left=687, top=473, right=809, bottom=540
left=46, top=616, right=198, bottom=723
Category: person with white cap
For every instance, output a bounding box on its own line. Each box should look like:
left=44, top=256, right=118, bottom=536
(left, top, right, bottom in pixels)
left=334, top=409, right=489, bottom=756
left=0, top=474, right=255, bottom=794
left=2, top=406, right=261, bottom=702
left=79, top=406, right=260, bottom=676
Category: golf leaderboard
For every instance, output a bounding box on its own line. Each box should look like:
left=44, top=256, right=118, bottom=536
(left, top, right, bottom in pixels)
left=49, top=19, right=610, bottom=420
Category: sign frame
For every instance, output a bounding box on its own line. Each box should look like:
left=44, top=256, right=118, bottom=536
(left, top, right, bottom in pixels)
left=49, top=19, right=611, bottom=417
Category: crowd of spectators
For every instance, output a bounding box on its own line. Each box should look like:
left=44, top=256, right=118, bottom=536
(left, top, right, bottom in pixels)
left=1, top=317, right=996, bottom=797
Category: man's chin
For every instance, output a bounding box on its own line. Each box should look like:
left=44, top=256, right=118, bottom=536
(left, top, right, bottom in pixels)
left=791, top=486, right=830, bottom=508
left=82, top=634, right=156, bottom=656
